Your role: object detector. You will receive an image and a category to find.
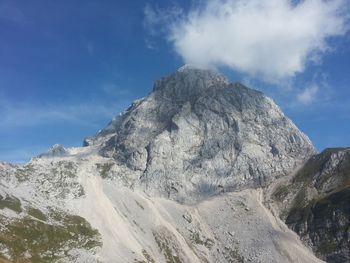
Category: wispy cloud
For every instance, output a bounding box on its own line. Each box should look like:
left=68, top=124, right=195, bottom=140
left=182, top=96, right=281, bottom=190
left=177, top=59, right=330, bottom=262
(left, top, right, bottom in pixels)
left=0, top=87, right=135, bottom=163
left=297, top=84, right=319, bottom=105
left=0, top=87, right=133, bottom=130
left=294, top=71, right=332, bottom=106
left=143, top=3, right=183, bottom=49
left=0, top=100, right=110, bottom=129
left=145, top=0, right=349, bottom=82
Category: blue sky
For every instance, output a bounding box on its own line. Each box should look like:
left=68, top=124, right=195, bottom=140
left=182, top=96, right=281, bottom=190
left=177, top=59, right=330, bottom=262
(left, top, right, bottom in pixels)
left=0, top=0, right=349, bottom=163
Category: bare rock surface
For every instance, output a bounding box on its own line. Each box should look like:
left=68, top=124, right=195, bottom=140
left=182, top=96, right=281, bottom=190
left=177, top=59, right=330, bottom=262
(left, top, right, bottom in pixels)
left=0, top=157, right=323, bottom=263
left=85, top=66, right=316, bottom=201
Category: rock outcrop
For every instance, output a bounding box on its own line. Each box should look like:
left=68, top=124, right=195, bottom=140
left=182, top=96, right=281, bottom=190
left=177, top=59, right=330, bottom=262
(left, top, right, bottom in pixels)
left=85, top=66, right=316, bottom=201
left=269, top=148, right=350, bottom=262
left=38, top=144, right=68, bottom=158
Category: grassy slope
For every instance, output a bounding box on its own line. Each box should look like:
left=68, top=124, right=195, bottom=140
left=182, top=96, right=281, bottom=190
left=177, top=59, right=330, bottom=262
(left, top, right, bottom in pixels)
left=272, top=148, right=350, bottom=262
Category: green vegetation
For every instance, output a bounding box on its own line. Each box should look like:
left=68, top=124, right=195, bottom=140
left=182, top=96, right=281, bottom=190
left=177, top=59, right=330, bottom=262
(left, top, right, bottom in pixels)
left=51, top=161, right=77, bottom=179
left=0, top=209, right=101, bottom=263
left=272, top=185, right=290, bottom=201
left=317, top=240, right=339, bottom=255
left=288, top=186, right=350, bottom=224
left=286, top=186, right=350, bottom=261
left=48, top=161, right=85, bottom=199
left=294, top=148, right=350, bottom=186
left=0, top=256, right=12, bottom=263
left=141, top=249, right=155, bottom=263
left=0, top=195, right=22, bottom=213
left=133, top=249, right=156, bottom=263
left=153, top=230, right=182, bottom=263
left=293, top=159, right=319, bottom=184
left=190, top=232, right=214, bottom=249
left=292, top=149, right=334, bottom=184
left=291, top=187, right=308, bottom=209
left=96, top=163, right=114, bottom=179
left=27, top=207, right=47, bottom=221
left=224, top=247, right=244, bottom=263
left=286, top=202, right=314, bottom=225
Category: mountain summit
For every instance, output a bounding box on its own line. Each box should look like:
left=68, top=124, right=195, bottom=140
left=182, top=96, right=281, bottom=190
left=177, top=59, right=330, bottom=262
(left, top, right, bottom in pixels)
left=85, top=66, right=315, bottom=201
left=3, top=67, right=345, bottom=263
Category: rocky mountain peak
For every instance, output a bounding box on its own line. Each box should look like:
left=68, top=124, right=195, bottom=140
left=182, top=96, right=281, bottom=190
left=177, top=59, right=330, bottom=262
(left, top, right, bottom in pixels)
left=84, top=66, right=316, bottom=201
left=2, top=66, right=346, bottom=263
left=152, top=65, right=229, bottom=103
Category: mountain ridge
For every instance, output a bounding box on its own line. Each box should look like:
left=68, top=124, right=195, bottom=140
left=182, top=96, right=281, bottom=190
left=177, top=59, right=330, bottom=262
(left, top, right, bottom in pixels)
left=83, top=66, right=315, bottom=202
left=0, top=66, right=347, bottom=263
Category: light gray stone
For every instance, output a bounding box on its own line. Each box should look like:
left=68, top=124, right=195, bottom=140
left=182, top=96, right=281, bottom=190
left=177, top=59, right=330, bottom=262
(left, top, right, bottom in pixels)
left=86, top=66, right=316, bottom=201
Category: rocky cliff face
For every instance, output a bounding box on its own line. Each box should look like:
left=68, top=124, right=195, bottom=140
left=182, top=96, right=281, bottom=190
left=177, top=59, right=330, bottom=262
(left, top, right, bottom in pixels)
left=85, top=66, right=315, bottom=201
left=269, top=148, right=350, bottom=262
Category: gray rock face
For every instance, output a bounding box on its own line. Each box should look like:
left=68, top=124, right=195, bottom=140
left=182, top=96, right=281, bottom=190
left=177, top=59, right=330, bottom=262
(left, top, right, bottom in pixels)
left=85, top=66, right=316, bottom=201
left=270, top=148, right=350, bottom=263
left=287, top=187, right=350, bottom=263
left=38, top=144, right=68, bottom=158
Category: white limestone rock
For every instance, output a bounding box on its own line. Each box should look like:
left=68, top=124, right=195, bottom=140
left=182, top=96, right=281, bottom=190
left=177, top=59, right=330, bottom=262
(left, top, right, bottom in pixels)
left=86, top=67, right=316, bottom=201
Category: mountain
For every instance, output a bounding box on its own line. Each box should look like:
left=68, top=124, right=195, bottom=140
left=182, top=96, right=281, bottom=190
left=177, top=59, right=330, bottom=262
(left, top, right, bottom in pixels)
left=0, top=66, right=347, bottom=263
left=84, top=65, right=315, bottom=201
left=266, top=148, right=350, bottom=262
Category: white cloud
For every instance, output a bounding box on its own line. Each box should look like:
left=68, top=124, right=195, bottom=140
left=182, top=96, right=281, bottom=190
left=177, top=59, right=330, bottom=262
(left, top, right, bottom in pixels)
left=143, top=3, right=183, bottom=49
left=144, top=4, right=160, bottom=36
left=147, top=0, right=349, bottom=81
left=297, top=84, right=319, bottom=104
